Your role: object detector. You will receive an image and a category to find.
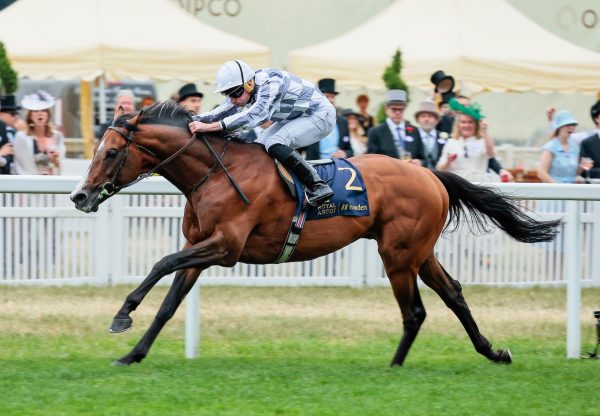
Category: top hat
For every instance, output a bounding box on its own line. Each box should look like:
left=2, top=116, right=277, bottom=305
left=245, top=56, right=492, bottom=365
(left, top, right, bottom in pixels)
left=21, top=90, right=56, bottom=111
left=590, top=100, right=600, bottom=121
left=430, top=70, right=455, bottom=94
left=414, top=100, right=440, bottom=120
left=318, top=78, right=338, bottom=95
left=552, top=110, right=578, bottom=131
left=0, top=95, right=22, bottom=112
left=177, top=83, right=203, bottom=102
left=386, top=89, right=407, bottom=105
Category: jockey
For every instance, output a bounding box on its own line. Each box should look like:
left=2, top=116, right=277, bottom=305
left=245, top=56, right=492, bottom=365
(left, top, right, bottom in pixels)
left=188, top=60, right=335, bottom=206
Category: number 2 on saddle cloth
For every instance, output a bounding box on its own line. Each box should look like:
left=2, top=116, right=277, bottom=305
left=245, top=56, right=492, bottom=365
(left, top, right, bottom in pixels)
left=274, top=158, right=370, bottom=263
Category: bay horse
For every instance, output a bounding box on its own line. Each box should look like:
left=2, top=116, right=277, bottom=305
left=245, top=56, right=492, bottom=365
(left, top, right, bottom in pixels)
left=71, top=101, right=560, bottom=366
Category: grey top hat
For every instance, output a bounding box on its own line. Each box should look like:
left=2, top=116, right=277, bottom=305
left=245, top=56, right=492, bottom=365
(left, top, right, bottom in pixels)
left=386, top=89, right=407, bottom=105
left=414, top=100, right=439, bottom=120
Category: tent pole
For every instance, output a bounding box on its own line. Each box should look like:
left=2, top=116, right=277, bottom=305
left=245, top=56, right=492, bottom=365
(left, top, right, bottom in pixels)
left=80, top=80, right=94, bottom=159
left=98, top=73, right=107, bottom=124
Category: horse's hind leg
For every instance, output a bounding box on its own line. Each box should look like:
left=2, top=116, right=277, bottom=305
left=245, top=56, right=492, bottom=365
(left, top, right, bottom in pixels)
left=114, top=267, right=201, bottom=366
left=418, top=254, right=512, bottom=364
left=388, top=271, right=427, bottom=366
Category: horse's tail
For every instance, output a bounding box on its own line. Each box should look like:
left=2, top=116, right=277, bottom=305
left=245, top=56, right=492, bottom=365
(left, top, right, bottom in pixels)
left=431, top=170, right=561, bottom=243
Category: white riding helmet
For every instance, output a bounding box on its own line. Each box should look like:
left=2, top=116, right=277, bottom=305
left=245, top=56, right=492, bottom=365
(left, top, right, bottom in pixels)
left=214, top=60, right=255, bottom=93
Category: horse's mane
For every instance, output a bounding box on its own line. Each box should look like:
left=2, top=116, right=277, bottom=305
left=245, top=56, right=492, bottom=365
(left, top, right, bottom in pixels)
left=113, top=100, right=230, bottom=139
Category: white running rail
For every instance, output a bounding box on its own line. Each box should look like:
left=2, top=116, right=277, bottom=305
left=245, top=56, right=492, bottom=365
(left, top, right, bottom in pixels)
left=1, top=175, right=599, bottom=360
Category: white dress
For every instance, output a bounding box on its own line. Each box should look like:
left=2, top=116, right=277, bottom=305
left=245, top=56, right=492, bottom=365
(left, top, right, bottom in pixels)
left=13, top=130, right=66, bottom=175
left=438, top=136, right=494, bottom=182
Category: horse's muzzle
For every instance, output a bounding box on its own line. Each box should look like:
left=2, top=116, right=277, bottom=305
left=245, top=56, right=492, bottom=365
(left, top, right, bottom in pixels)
left=70, top=188, right=100, bottom=213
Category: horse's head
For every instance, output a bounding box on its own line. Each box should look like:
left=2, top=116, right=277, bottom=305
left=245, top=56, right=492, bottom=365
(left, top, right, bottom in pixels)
left=71, top=107, right=149, bottom=212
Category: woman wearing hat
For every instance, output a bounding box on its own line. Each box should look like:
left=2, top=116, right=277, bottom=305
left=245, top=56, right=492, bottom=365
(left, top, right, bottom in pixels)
left=13, top=90, right=65, bottom=175
left=537, top=111, right=586, bottom=183
left=436, top=99, right=496, bottom=181
left=342, top=108, right=367, bottom=156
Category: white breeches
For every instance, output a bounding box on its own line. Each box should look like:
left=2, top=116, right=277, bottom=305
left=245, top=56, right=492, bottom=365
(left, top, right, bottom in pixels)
left=255, top=106, right=336, bottom=151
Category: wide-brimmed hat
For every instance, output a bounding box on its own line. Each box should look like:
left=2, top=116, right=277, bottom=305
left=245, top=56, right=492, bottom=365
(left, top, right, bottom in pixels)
left=0, top=95, right=22, bottom=112
left=414, top=100, right=439, bottom=120
left=177, top=83, right=203, bottom=102
left=21, top=90, right=55, bottom=111
left=341, top=108, right=363, bottom=119
left=430, top=70, right=455, bottom=93
left=318, top=78, right=338, bottom=95
left=386, top=89, right=407, bottom=106
left=552, top=110, right=578, bottom=130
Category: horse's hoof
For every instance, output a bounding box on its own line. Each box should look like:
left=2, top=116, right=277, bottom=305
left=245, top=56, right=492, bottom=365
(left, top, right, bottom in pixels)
left=109, top=317, right=133, bottom=333
left=497, top=348, right=512, bottom=364
left=111, top=359, right=130, bottom=367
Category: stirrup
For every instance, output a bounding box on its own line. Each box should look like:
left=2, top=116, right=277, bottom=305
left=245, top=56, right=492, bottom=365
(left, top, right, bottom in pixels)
left=306, top=183, right=334, bottom=206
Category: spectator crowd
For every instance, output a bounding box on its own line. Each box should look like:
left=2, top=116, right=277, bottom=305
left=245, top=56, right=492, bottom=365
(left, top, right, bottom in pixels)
left=2, top=70, right=599, bottom=185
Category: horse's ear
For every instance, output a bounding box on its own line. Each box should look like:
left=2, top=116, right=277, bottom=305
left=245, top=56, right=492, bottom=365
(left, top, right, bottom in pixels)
left=113, top=105, right=124, bottom=121
left=134, top=108, right=145, bottom=125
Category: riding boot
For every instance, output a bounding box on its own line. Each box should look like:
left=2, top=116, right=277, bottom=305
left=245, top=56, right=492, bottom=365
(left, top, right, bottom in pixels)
left=268, top=144, right=334, bottom=206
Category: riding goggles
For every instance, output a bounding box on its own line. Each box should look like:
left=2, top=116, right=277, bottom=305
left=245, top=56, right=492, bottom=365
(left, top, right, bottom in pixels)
left=221, top=85, right=245, bottom=99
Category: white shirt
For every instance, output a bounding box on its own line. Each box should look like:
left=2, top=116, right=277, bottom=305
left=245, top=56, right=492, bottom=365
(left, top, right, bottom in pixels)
left=385, top=119, right=405, bottom=146
left=419, top=127, right=437, bottom=156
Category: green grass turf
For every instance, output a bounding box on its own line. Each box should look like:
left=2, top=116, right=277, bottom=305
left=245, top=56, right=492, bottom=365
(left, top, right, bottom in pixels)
left=0, top=286, right=598, bottom=415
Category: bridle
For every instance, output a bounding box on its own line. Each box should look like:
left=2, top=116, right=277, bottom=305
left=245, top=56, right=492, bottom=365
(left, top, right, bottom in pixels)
left=98, top=125, right=196, bottom=199
left=98, top=116, right=250, bottom=205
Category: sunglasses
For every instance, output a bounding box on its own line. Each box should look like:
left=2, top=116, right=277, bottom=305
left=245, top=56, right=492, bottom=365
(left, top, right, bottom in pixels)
left=5, top=111, right=19, bottom=116
left=221, top=85, right=245, bottom=99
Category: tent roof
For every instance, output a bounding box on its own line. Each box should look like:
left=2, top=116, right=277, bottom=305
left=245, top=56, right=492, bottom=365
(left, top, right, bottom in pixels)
left=0, top=0, right=270, bottom=81
left=288, top=0, right=600, bottom=93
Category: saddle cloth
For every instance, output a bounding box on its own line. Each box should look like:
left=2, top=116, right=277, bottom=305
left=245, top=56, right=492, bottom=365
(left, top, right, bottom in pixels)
left=273, top=158, right=370, bottom=263
left=276, top=158, right=370, bottom=220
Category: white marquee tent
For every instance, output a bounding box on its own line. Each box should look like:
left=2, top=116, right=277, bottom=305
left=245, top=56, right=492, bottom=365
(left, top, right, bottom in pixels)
left=0, top=0, right=270, bottom=81
left=289, top=0, right=600, bottom=93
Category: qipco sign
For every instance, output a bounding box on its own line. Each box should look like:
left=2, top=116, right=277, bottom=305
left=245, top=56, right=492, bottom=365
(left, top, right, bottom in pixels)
left=177, top=0, right=242, bottom=17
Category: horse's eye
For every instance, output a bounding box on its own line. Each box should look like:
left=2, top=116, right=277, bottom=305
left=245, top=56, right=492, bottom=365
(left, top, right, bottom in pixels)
left=105, top=149, right=119, bottom=159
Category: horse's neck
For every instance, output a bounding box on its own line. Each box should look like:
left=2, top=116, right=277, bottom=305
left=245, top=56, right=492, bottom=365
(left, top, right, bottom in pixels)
left=148, top=128, right=259, bottom=197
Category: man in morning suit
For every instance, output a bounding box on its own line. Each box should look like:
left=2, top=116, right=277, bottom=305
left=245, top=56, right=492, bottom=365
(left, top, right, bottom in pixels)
left=366, top=89, right=424, bottom=166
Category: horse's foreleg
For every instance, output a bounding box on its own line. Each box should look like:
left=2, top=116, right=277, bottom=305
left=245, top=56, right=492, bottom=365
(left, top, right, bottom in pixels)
left=114, top=267, right=201, bottom=366
left=387, top=270, right=426, bottom=366
left=418, top=254, right=512, bottom=364
left=110, top=230, right=229, bottom=333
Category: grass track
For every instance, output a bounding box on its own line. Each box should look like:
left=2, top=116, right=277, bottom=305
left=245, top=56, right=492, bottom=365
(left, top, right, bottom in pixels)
left=1, top=285, right=598, bottom=415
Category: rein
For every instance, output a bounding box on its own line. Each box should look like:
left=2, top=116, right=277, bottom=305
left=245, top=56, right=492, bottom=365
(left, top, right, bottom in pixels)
left=99, top=123, right=250, bottom=205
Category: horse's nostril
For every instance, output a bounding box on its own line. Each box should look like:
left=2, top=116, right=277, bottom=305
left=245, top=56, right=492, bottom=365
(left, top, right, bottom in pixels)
left=72, top=192, right=88, bottom=203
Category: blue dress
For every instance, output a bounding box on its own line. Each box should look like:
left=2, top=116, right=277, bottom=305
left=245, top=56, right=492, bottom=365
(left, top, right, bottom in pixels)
left=541, top=138, right=579, bottom=183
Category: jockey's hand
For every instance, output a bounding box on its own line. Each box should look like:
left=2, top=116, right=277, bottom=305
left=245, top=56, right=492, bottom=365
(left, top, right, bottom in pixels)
left=330, top=149, right=347, bottom=158
left=188, top=121, right=220, bottom=133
